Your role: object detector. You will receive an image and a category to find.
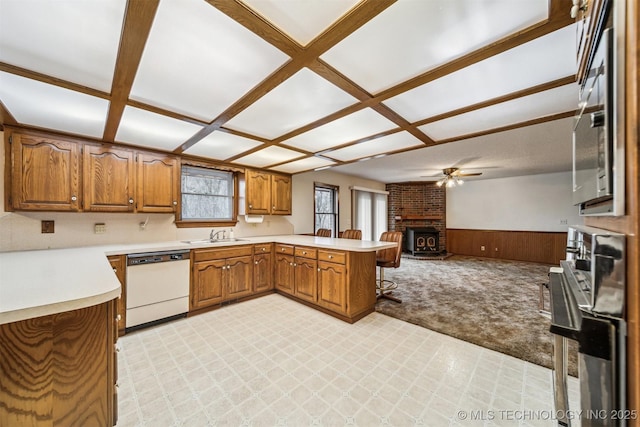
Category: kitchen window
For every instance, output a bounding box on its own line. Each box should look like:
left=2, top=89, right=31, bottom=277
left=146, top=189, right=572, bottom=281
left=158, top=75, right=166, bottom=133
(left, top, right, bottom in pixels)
left=314, top=183, right=338, bottom=237
left=177, top=165, right=237, bottom=227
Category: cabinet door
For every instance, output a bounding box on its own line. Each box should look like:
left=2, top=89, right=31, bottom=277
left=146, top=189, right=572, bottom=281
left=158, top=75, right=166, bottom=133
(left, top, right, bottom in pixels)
left=274, top=253, right=295, bottom=295
left=84, top=146, right=135, bottom=212
left=137, top=153, right=179, bottom=213
left=317, top=261, right=347, bottom=314
left=271, top=173, right=292, bottom=215
left=254, top=252, right=273, bottom=293
left=191, top=260, right=226, bottom=310
left=246, top=170, right=271, bottom=214
left=294, top=257, right=317, bottom=303
left=10, top=132, right=81, bottom=211
left=225, top=255, right=253, bottom=300
left=107, top=255, right=127, bottom=336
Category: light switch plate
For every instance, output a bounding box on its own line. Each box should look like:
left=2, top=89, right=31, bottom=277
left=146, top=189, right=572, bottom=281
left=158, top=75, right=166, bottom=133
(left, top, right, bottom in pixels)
left=94, top=223, right=106, bottom=234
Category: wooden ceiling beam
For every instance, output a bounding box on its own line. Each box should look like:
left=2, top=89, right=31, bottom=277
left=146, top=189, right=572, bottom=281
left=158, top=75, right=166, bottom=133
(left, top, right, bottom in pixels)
left=103, top=0, right=160, bottom=142
left=176, top=0, right=396, bottom=155
left=0, top=62, right=110, bottom=100
left=413, top=74, right=576, bottom=127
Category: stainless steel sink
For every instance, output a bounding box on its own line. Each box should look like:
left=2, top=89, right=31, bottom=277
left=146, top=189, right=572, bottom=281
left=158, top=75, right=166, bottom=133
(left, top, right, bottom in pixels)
left=181, top=238, right=247, bottom=245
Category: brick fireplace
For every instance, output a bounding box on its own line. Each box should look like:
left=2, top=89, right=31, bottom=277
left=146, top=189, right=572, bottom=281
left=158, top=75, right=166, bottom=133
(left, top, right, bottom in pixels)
left=386, top=182, right=446, bottom=254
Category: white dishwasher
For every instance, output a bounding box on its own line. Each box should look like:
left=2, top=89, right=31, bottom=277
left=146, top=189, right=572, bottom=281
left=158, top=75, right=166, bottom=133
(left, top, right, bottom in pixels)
left=126, top=249, right=190, bottom=331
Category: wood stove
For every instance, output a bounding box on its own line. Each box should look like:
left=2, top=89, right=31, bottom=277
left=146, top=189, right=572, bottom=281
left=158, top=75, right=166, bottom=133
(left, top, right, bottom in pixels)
left=405, top=227, right=439, bottom=255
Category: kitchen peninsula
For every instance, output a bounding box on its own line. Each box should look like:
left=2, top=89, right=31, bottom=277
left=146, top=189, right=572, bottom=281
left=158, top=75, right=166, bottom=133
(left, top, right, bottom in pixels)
left=0, top=235, right=396, bottom=426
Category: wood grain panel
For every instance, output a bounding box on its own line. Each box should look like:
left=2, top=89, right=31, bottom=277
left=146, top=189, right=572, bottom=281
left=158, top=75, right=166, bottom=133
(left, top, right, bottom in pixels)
left=83, top=146, right=135, bottom=212
left=0, top=302, right=114, bottom=426
left=345, top=251, right=377, bottom=318
left=446, top=229, right=567, bottom=265
left=136, top=153, right=179, bottom=213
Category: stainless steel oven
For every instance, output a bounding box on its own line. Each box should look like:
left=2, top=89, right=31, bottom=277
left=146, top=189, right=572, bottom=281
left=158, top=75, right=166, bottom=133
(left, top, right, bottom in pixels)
left=549, top=225, right=626, bottom=426
left=571, top=0, right=625, bottom=216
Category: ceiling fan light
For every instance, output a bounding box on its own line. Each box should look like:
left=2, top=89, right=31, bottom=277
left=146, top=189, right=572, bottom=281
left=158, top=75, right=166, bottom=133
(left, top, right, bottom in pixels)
left=446, top=179, right=455, bottom=188
left=436, top=178, right=445, bottom=187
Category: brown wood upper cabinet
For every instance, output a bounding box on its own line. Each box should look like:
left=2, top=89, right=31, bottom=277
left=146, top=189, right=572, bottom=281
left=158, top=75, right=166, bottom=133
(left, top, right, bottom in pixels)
left=9, top=131, right=81, bottom=211
left=245, top=169, right=292, bottom=215
left=6, top=129, right=179, bottom=213
left=136, top=153, right=179, bottom=213
left=84, top=146, right=135, bottom=212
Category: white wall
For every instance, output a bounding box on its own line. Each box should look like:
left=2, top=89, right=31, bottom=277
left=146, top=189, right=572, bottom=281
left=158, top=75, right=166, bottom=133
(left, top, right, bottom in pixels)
left=290, top=170, right=386, bottom=235
left=0, top=131, right=293, bottom=252
left=446, top=172, right=583, bottom=232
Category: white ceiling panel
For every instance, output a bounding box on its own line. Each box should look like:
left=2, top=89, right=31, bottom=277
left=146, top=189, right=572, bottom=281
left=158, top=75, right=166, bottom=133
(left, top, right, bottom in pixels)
left=129, top=0, right=290, bottom=122
left=241, top=0, right=362, bottom=46
left=321, top=0, right=548, bottom=94
left=116, top=106, right=203, bottom=151
left=271, top=157, right=336, bottom=174
left=224, top=68, right=358, bottom=139
left=184, top=131, right=264, bottom=161
left=384, top=25, right=577, bottom=123
left=0, top=0, right=126, bottom=92
left=419, top=84, right=578, bottom=140
left=282, top=108, right=397, bottom=152
left=326, top=131, right=423, bottom=161
left=334, top=118, right=574, bottom=183
left=0, top=72, right=108, bottom=138
left=233, top=146, right=303, bottom=168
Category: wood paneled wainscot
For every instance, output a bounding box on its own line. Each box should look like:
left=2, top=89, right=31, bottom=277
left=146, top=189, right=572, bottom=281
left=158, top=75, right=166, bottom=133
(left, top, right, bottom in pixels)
left=446, top=229, right=567, bottom=264
left=190, top=245, right=253, bottom=312
left=0, top=300, right=118, bottom=426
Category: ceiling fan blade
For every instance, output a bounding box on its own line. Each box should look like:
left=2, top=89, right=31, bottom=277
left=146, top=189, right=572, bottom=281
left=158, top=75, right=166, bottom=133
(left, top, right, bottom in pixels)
left=457, top=172, right=482, bottom=177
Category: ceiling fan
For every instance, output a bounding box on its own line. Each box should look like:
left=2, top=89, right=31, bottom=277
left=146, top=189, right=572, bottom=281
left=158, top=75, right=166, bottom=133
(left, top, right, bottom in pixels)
left=433, top=167, right=483, bottom=187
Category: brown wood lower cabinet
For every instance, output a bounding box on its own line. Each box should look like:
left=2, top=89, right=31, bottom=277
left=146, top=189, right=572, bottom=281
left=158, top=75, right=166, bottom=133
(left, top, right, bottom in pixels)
left=253, top=244, right=273, bottom=293
left=0, top=299, right=117, bottom=426
left=273, top=244, right=377, bottom=323
left=191, top=246, right=253, bottom=311
left=107, top=255, right=126, bottom=336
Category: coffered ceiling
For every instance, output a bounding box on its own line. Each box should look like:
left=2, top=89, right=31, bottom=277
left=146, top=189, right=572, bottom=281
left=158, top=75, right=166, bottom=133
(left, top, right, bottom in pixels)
left=0, top=0, right=577, bottom=183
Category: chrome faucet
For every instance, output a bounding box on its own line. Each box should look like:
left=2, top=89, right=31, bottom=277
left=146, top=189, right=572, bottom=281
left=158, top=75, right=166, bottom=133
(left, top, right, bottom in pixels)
left=210, top=229, right=226, bottom=241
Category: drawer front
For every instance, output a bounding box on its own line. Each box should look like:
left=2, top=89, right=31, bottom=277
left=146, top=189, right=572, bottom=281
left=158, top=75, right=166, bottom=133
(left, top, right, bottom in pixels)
left=275, top=244, right=294, bottom=255
left=318, top=249, right=346, bottom=264
left=254, top=243, right=272, bottom=254
left=193, top=245, right=253, bottom=262
left=295, top=246, right=317, bottom=259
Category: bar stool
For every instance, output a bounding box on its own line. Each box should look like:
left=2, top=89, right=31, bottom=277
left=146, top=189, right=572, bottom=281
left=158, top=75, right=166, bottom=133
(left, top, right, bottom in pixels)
left=376, top=231, right=403, bottom=303
left=342, top=229, right=362, bottom=240
left=316, top=228, right=331, bottom=237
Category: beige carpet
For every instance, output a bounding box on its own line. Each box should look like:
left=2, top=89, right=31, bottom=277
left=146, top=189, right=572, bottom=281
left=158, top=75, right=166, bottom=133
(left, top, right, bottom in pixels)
left=375, top=255, right=578, bottom=376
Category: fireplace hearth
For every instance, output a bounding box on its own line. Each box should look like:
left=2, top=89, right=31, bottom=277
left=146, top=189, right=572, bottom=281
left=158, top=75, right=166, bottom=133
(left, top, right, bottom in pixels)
left=405, top=227, right=440, bottom=255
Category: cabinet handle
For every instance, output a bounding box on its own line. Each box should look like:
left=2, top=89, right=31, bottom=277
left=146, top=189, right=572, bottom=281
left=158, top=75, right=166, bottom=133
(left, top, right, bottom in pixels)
left=294, top=263, right=297, bottom=267
left=172, top=201, right=177, bottom=205
left=249, top=204, right=253, bottom=208
left=302, top=251, right=307, bottom=255
left=318, top=268, right=320, bottom=272
left=71, top=195, right=77, bottom=201
left=116, top=314, right=121, bottom=322
left=328, top=255, right=333, bottom=259
left=113, top=268, right=117, bottom=273
left=272, top=205, right=276, bottom=209
left=129, top=198, right=134, bottom=204
left=255, top=261, right=258, bottom=265
left=289, top=262, right=293, bottom=266
left=262, top=248, right=266, bottom=252
left=282, top=248, right=286, bottom=252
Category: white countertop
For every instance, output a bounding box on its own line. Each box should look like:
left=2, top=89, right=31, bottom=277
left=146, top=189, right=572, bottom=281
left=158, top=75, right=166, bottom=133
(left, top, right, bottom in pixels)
left=0, top=235, right=396, bottom=325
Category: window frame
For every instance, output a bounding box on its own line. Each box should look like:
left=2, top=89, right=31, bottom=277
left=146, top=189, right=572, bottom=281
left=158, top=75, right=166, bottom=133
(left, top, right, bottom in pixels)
left=314, top=182, right=339, bottom=237
left=175, top=161, right=239, bottom=228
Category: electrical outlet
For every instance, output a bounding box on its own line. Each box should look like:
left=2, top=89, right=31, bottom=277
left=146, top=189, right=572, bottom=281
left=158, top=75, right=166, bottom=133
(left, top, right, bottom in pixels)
left=94, top=223, right=106, bottom=234
left=41, top=220, right=55, bottom=233
left=560, top=219, right=568, bottom=225
left=480, top=246, right=485, bottom=251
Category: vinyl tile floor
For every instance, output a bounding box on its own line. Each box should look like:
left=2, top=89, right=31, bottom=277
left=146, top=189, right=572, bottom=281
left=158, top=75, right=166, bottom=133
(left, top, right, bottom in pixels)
left=115, top=294, right=580, bottom=427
